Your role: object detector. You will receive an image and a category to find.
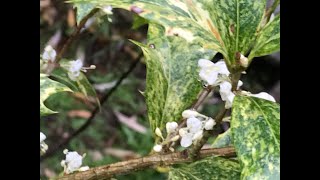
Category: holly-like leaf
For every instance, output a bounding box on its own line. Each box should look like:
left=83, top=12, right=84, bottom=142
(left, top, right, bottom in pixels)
left=70, top=0, right=276, bottom=68
left=169, top=156, right=241, bottom=180
left=132, top=23, right=215, bottom=137
left=231, top=95, right=280, bottom=179
left=40, top=74, right=72, bottom=116
left=212, top=129, right=232, bottom=148
left=248, top=15, right=280, bottom=59
left=51, top=67, right=100, bottom=108
left=74, top=3, right=95, bottom=25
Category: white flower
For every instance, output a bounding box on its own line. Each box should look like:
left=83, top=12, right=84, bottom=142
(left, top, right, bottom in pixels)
left=68, top=59, right=83, bottom=81
left=198, top=59, right=230, bottom=85
left=170, top=135, right=180, bottom=142
left=40, top=132, right=48, bottom=155
left=219, top=81, right=242, bottom=109
left=40, top=132, right=46, bottom=142
left=187, top=117, right=202, bottom=133
left=204, top=118, right=216, bottom=130
left=61, top=149, right=88, bottom=174
left=250, top=92, right=276, bottom=102
left=180, top=133, right=193, bottom=148
left=153, top=144, right=162, bottom=152
left=43, top=45, right=56, bottom=62
left=182, top=109, right=199, bottom=119
left=166, top=122, right=178, bottom=134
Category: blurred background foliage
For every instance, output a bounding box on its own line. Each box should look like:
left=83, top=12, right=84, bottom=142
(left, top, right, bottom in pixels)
left=40, top=0, right=280, bottom=179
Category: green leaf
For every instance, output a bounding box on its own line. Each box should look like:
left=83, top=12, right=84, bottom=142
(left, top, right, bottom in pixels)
left=207, top=0, right=266, bottom=65
left=74, top=3, right=95, bottom=25
left=70, top=0, right=226, bottom=60
left=70, top=0, right=275, bottom=68
left=40, top=74, right=72, bottom=116
left=132, top=23, right=215, bottom=137
left=212, top=129, right=232, bottom=148
left=231, top=95, right=280, bottom=179
left=51, top=67, right=100, bottom=108
left=132, top=14, right=148, bottom=29
left=169, top=156, right=241, bottom=180
left=248, top=15, right=280, bottom=59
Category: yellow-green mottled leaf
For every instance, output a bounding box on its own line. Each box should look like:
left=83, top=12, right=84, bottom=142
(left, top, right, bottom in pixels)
left=70, top=0, right=275, bottom=69
left=74, top=3, right=95, bottom=25
left=70, top=0, right=225, bottom=60
left=248, top=15, right=280, bottom=59
left=169, top=156, right=241, bottom=180
left=132, top=23, right=216, bottom=137
left=51, top=67, right=100, bottom=108
left=206, top=0, right=266, bottom=65
left=231, top=95, right=280, bottom=180
left=132, top=14, right=148, bottom=29
left=212, top=129, right=232, bottom=148
left=40, top=74, right=72, bottom=116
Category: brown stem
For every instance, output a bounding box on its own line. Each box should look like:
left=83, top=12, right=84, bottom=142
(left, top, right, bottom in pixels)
left=55, top=8, right=99, bottom=63
left=40, top=53, right=143, bottom=162
left=57, top=147, right=235, bottom=180
left=188, top=105, right=227, bottom=159
left=265, top=0, right=280, bottom=23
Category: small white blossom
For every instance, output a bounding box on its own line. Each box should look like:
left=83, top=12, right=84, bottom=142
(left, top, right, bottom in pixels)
left=68, top=59, right=83, bottom=81
left=250, top=92, right=276, bottom=102
left=198, top=59, right=230, bottom=85
left=40, top=132, right=48, bottom=155
left=204, top=118, right=216, bottom=130
left=219, top=81, right=243, bottom=109
left=61, top=149, right=88, bottom=174
left=182, top=109, right=199, bottom=119
left=153, top=144, right=162, bottom=152
left=187, top=117, right=202, bottom=133
left=180, top=133, right=193, bottom=148
left=166, top=122, right=178, bottom=134
left=42, top=45, right=56, bottom=62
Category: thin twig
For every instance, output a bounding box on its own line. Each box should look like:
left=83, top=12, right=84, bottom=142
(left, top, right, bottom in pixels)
left=57, top=147, right=236, bottom=180
left=55, top=8, right=99, bottom=63
left=40, top=53, right=143, bottom=162
left=265, top=0, right=280, bottom=23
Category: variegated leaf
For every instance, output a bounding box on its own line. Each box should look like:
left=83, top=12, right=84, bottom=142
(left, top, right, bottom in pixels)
left=206, top=0, right=266, bottom=66
left=51, top=67, right=100, bottom=108
left=132, top=23, right=215, bottom=137
left=70, top=0, right=225, bottom=59
left=70, top=0, right=276, bottom=69
left=74, top=3, right=95, bottom=25
left=212, top=129, right=232, bottom=148
left=40, top=74, right=72, bottom=116
left=169, top=156, right=241, bottom=180
left=248, top=14, right=280, bottom=59
left=231, top=95, right=280, bottom=179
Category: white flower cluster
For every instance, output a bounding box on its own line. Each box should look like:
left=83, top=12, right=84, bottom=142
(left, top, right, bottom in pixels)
left=42, top=45, right=56, bottom=63
left=153, top=122, right=179, bottom=153
left=179, top=110, right=216, bottom=147
left=64, top=59, right=96, bottom=81
left=198, top=58, right=276, bottom=109
left=61, top=149, right=89, bottom=174
left=40, top=132, right=48, bottom=155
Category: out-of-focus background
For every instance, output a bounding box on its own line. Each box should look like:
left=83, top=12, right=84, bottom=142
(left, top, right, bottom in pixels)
left=40, top=0, right=280, bottom=179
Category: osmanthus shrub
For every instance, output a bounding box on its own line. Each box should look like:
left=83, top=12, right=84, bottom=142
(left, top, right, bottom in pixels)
left=40, top=0, right=279, bottom=179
